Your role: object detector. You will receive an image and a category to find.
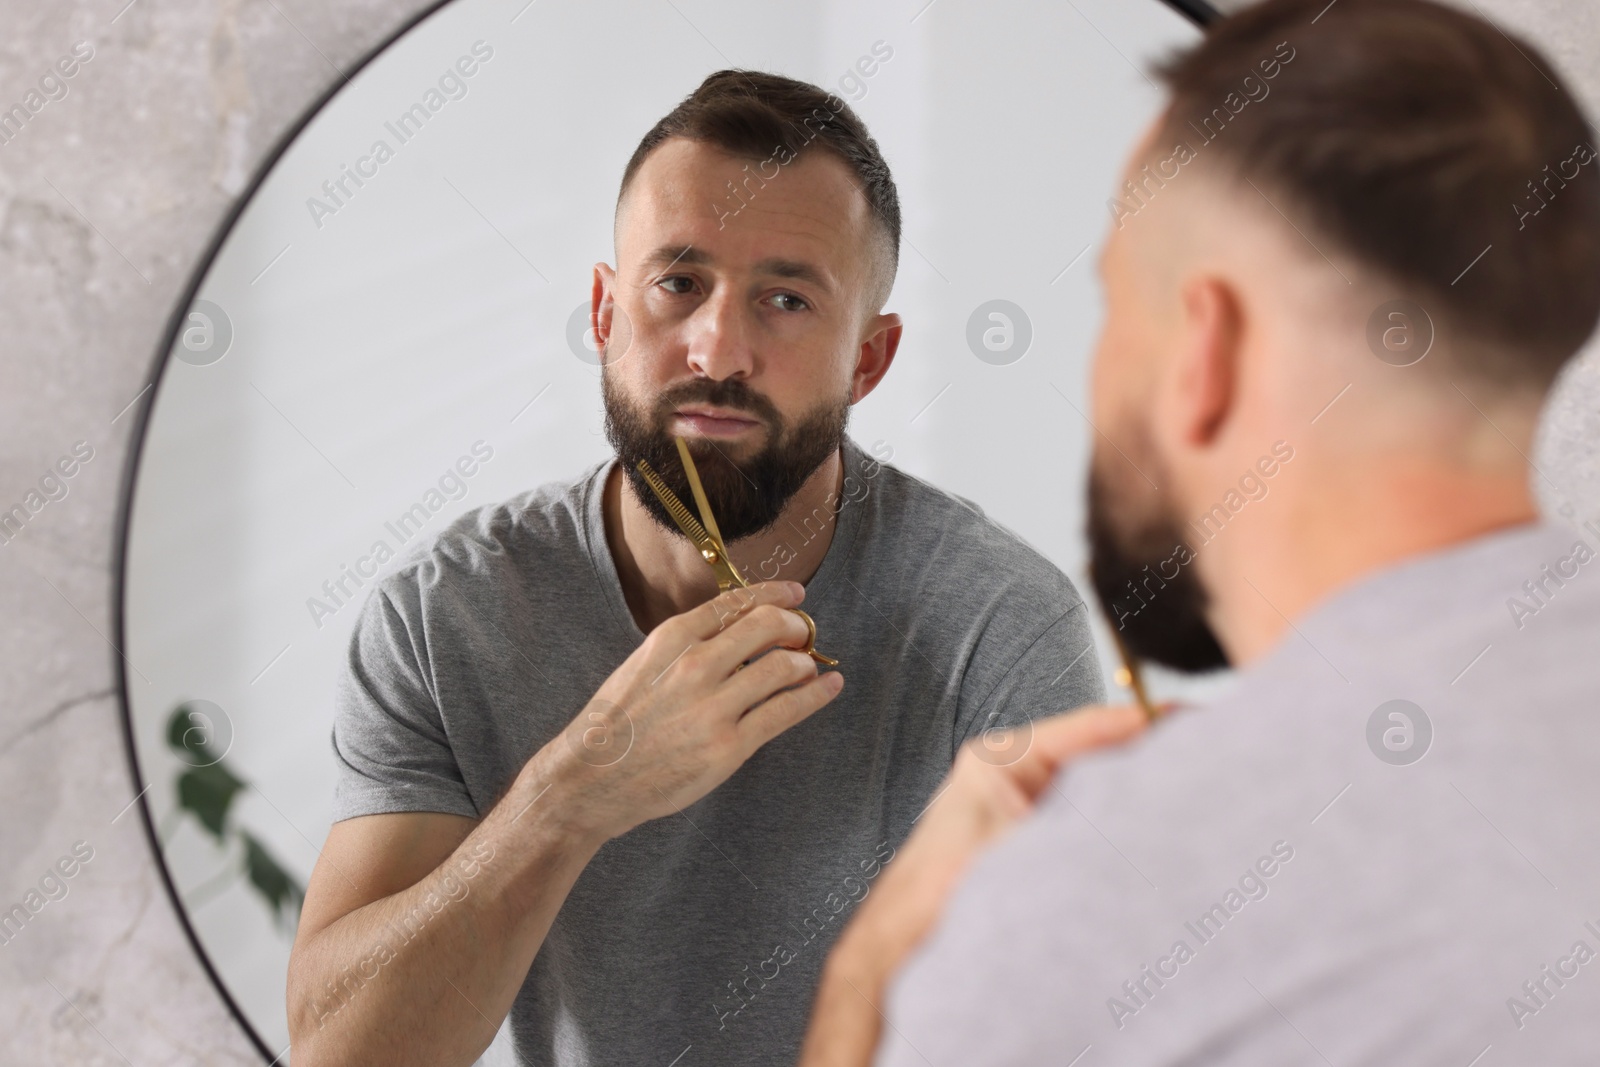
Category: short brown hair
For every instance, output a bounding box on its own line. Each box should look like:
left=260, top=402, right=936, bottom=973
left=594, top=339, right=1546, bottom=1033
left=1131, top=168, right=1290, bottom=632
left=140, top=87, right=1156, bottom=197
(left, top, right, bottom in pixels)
left=617, top=69, right=901, bottom=308
left=1152, top=0, right=1600, bottom=384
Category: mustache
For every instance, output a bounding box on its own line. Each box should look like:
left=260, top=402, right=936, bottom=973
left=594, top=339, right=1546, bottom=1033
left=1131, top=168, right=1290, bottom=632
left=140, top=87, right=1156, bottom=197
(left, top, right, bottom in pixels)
left=650, top=378, right=783, bottom=431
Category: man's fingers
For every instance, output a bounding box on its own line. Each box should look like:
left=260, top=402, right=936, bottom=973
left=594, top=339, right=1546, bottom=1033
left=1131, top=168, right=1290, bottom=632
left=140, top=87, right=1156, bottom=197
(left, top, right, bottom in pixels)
left=719, top=647, right=818, bottom=711
left=677, top=581, right=804, bottom=643
left=1034, top=704, right=1149, bottom=757
left=701, top=603, right=814, bottom=676
left=735, top=671, right=844, bottom=754
left=1004, top=705, right=1150, bottom=799
left=642, top=583, right=808, bottom=683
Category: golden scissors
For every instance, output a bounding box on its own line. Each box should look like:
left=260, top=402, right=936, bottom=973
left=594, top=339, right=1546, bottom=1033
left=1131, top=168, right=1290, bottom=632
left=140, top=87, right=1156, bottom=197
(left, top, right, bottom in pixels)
left=636, top=436, right=838, bottom=666
left=1107, top=624, right=1161, bottom=722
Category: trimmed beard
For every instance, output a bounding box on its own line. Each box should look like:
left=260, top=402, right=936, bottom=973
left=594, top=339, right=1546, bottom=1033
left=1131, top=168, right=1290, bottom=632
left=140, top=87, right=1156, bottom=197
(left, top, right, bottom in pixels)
left=602, top=370, right=850, bottom=542
left=1086, top=451, right=1228, bottom=673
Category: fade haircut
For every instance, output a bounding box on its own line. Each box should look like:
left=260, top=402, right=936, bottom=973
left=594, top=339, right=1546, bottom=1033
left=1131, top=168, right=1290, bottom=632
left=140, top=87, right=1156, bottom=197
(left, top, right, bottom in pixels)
left=1152, top=0, right=1600, bottom=385
left=617, top=69, right=902, bottom=312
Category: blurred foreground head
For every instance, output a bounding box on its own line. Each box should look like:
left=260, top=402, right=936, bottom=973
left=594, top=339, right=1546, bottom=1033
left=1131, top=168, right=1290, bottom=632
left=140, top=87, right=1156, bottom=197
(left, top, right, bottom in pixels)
left=1087, top=0, right=1600, bottom=671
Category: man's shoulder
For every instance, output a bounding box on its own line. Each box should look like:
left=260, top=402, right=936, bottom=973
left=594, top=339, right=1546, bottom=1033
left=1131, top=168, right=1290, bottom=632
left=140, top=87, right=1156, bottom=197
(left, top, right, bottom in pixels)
left=1041, top=519, right=1600, bottom=837
left=860, top=443, right=1084, bottom=610
left=887, top=523, right=1600, bottom=1061
left=371, top=462, right=604, bottom=613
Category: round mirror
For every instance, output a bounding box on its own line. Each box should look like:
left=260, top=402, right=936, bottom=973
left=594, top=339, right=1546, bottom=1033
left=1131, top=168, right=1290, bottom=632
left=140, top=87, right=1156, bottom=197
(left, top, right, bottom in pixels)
left=118, top=0, right=1213, bottom=1057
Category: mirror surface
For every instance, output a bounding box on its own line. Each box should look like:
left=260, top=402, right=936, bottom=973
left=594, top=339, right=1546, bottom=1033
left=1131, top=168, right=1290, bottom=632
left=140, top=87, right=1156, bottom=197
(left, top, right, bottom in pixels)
left=120, top=0, right=1206, bottom=1056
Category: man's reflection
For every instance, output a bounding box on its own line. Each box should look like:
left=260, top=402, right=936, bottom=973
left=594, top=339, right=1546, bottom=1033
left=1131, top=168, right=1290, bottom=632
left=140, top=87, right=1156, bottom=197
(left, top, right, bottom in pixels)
left=286, top=69, right=1104, bottom=1067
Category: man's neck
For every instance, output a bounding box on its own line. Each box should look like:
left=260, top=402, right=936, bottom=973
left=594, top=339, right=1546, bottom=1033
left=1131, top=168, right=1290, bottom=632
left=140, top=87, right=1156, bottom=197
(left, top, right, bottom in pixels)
left=1200, top=460, right=1540, bottom=667
left=602, top=447, right=846, bottom=635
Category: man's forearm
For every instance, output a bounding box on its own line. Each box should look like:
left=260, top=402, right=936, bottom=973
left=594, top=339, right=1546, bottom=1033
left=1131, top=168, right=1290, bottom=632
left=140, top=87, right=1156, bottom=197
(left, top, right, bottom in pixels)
left=800, top=926, right=895, bottom=1067
left=288, top=750, right=606, bottom=1067
left=288, top=583, right=841, bottom=1063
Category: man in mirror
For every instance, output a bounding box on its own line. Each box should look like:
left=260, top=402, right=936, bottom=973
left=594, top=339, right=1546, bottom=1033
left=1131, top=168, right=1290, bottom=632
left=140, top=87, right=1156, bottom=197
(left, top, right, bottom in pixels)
left=286, top=70, right=1105, bottom=1066
left=801, top=0, right=1600, bottom=1061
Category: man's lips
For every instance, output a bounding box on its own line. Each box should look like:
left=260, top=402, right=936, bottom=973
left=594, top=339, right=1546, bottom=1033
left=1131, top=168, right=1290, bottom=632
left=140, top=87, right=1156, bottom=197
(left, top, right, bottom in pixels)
left=672, top=407, right=761, bottom=437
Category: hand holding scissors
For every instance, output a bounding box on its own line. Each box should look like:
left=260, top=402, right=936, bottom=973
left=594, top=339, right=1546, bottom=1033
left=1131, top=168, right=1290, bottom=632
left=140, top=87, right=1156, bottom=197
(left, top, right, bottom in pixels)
left=636, top=437, right=838, bottom=667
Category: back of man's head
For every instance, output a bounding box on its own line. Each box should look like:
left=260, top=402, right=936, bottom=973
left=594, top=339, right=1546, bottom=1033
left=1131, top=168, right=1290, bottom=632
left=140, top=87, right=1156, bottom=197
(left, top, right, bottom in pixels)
left=1153, top=0, right=1600, bottom=385
left=1089, top=0, right=1600, bottom=670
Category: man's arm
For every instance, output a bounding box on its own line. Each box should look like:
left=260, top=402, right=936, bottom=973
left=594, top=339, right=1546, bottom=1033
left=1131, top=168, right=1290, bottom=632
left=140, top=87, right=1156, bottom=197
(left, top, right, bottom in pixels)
left=288, top=580, right=844, bottom=1067
left=799, top=706, right=1148, bottom=1067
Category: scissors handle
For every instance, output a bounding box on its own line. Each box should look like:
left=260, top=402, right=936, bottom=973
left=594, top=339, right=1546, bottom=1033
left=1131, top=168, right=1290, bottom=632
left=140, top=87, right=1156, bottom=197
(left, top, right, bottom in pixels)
left=709, top=563, right=836, bottom=667
left=791, top=609, right=838, bottom=666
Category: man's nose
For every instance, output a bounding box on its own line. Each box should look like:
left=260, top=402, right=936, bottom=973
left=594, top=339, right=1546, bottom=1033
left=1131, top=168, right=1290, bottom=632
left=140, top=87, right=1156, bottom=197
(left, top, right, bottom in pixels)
left=684, top=289, right=755, bottom=381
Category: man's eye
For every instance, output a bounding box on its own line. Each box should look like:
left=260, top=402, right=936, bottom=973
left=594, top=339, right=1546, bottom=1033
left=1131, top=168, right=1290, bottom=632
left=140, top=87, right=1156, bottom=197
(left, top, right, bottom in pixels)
left=769, top=292, right=809, bottom=312
left=656, top=276, right=695, bottom=295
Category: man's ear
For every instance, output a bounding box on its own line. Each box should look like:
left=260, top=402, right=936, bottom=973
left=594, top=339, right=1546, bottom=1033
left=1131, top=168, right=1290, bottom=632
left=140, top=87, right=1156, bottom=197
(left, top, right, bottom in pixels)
left=851, top=312, right=902, bottom=404
left=593, top=263, right=617, bottom=357
left=1170, top=275, right=1242, bottom=448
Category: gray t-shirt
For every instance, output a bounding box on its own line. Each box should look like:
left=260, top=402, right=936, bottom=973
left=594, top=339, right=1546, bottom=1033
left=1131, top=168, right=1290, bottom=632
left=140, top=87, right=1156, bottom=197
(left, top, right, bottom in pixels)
left=883, top=520, right=1600, bottom=1066
left=330, top=435, right=1105, bottom=1065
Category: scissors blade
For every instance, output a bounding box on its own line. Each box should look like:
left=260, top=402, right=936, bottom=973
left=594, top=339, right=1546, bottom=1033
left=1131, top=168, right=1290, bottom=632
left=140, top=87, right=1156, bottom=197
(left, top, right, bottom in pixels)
left=636, top=458, right=715, bottom=547
left=674, top=436, right=725, bottom=547
left=648, top=444, right=828, bottom=661
left=1108, top=625, right=1159, bottom=722
left=635, top=457, right=746, bottom=590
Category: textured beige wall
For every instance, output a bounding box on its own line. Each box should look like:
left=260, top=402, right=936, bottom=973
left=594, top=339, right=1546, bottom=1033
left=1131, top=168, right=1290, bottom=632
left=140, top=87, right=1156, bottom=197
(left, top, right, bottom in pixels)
left=0, top=3, right=436, bottom=1062
left=0, top=0, right=1594, bottom=1062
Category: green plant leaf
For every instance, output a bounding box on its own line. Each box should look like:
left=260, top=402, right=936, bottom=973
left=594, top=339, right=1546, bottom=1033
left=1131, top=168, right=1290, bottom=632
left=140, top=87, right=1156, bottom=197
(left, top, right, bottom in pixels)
left=175, top=762, right=246, bottom=841
left=166, top=703, right=224, bottom=764
left=164, top=703, right=305, bottom=933
left=239, top=830, right=306, bottom=927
